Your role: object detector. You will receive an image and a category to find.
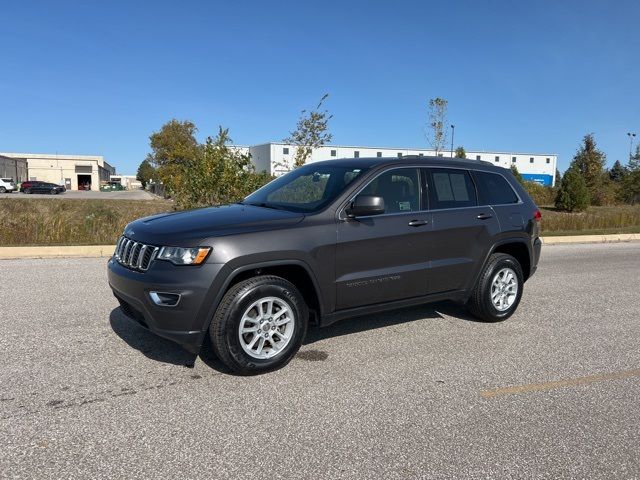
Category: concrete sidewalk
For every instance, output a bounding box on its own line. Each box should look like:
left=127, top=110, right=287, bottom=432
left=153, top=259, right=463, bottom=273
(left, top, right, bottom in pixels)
left=1, top=233, right=640, bottom=259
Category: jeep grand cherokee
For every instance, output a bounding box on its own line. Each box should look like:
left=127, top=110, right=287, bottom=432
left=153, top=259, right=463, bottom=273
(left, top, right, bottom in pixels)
left=108, top=156, right=542, bottom=374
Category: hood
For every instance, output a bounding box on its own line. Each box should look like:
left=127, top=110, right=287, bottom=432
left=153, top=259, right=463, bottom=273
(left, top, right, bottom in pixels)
left=123, top=204, right=304, bottom=246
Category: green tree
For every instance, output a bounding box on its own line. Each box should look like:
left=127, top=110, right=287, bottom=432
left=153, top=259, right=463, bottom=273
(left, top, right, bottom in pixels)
left=454, top=146, right=466, bottom=158
left=174, top=126, right=273, bottom=209
left=555, top=168, right=590, bottom=212
left=284, top=94, right=333, bottom=169
left=618, top=148, right=640, bottom=204
left=136, top=159, right=156, bottom=188
left=147, top=119, right=201, bottom=194
left=554, top=168, right=562, bottom=187
left=426, top=97, right=448, bottom=155
left=628, top=145, right=640, bottom=172
left=510, top=165, right=525, bottom=185
left=609, top=160, right=627, bottom=183
left=569, top=134, right=607, bottom=205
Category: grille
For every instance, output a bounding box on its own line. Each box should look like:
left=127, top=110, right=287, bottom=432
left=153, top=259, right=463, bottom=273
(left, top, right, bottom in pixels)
left=114, top=236, right=159, bottom=271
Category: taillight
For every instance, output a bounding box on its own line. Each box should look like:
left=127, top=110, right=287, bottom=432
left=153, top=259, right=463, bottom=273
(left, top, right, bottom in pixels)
left=533, top=209, right=542, bottom=222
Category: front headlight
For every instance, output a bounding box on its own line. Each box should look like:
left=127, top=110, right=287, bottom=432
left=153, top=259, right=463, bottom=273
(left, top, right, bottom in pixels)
left=157, top=246, right=211, bottom=265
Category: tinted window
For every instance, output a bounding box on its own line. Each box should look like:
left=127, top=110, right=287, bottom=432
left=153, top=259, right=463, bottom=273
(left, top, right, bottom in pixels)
left=427, top=168, right=477, bottom=209
left=359, top=168, right=420, bottom=214
left=474, top=171, right=519, bottom=205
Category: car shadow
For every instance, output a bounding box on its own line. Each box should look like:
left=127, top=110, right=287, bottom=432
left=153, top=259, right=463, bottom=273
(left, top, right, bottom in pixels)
left=110, top=300, right=479, bottom=370
left=109, top=308, right=198, bottom=368
left=303, top=300, right=479, bottom=345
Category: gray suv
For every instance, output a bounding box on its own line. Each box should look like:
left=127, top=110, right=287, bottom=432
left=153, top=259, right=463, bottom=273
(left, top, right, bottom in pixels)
left=108, top=156, right=542, bottom=374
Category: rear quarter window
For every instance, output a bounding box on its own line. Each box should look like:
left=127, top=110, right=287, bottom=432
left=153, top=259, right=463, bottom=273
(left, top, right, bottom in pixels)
left=474, top=171, right=519, bottom=205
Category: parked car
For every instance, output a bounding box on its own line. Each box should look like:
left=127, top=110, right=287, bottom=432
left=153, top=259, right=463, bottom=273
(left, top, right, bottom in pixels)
left=20, top=181, right=44, bottom=193
left=108, top=156, right=542, bottom=374
left=23, top=182, right=66, bottom=194
left=0, top=178, right=17, bottom=193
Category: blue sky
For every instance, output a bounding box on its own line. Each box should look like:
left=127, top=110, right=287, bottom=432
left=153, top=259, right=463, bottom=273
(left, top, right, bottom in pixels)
left=1, top=0, right=639, bottom=174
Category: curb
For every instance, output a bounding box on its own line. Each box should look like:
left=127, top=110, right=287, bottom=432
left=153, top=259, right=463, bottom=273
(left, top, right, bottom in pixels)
left=1, top=233, right=640, bottom=259
left=0, top=245, right=114, bottom=260
left=541, top=233, right=640, bottom=245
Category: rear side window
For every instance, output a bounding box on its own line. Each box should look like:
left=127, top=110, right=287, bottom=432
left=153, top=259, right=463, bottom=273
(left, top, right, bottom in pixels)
left=427, top=168, right=477, bottom=209
left=474, top=171, right=519, bottom=205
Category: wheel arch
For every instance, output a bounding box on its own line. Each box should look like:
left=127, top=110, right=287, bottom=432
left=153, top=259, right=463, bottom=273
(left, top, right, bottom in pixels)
left=491, top=240, right=532, bottom=281
left=202, top=259, right=324, bottom=333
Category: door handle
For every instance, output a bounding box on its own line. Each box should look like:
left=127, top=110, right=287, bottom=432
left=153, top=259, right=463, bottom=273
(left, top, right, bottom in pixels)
left=408, top=219, right=429, bottom=227
left=476, top=213, right=493, bottom=220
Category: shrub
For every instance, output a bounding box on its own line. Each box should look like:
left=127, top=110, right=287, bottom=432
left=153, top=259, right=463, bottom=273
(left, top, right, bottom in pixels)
left=555, top=168, right=589, bottom=212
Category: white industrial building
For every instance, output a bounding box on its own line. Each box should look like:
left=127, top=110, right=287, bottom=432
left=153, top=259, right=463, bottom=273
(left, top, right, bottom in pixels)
left=236, top=143, right=557, bottom=186
left=0, top=152, right=115, bottom=191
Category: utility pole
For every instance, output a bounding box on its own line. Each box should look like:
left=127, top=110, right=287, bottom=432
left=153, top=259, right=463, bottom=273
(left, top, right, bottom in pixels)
left=450, top=125, right=455, bottom=158
left=628, top=132, right=637, bottom=161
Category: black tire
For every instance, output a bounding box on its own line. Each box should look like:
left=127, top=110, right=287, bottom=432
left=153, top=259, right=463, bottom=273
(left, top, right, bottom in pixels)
left=467, top=253, right=524, bottom=322
left=0, top=187, right=5, bottom=193
left=24, top=188, right=31, bottom=194
left=209, top=275, right=308, bottom=375
left=51, top=188, right=58, bottom=195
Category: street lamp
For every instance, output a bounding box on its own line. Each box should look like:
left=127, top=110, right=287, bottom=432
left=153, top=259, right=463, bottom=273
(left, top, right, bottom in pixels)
left=628, top=132, right=637, bottom=161
left=450, top=125, right=455, bottom=158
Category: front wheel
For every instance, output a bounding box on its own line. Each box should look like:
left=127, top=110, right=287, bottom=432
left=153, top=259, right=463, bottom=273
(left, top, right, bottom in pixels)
left=467, top=253, right=524, bottom=322
left=24, top=188, right=31, bottom=194
left=209, top=275, right=308, bottom=375
left=0, top=187, right=5, bottom=193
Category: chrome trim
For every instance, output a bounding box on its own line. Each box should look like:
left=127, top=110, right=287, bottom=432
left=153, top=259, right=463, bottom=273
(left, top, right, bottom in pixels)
left=113, top=236, right=158, bottom=272
left=149, top=291, right=181, bottom=307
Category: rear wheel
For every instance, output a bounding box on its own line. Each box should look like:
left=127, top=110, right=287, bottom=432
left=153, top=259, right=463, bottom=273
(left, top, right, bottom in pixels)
left=0, top=187, right=5, bottom=193
left=24, top=188, right=31, bottom=194
left=209, top=275, right=308, bottom=375
left=467, top=253, right=523, bottom=322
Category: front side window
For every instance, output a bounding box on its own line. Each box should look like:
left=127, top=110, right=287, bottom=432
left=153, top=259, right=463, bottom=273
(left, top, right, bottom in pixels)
left=244, top=164, right=368, bottom=213
left=474, top=171, right=519, bottom=205
left=359, top=168, right=421, bottom=214
left=427, top=168, right=477, bottom=209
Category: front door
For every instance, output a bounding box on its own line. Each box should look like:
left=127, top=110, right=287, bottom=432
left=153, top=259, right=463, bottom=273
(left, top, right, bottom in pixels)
left=424, top=168, right=500, bottom=294
left=335, top=167, right=430, bottom=310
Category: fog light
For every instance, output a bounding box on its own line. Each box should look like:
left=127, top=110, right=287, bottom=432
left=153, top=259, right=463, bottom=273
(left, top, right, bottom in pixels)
left=149, top=291, right=181, bottom=307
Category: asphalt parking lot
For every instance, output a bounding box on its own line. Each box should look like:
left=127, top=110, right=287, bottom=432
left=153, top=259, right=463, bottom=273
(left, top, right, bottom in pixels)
left=1, top=243, right=639, bottom=479
left=0, top=189, right=158, bottom=200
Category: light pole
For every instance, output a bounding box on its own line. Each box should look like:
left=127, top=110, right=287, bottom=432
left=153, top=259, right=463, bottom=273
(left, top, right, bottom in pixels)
left=450, top=125, right=455, bottom=158
left=628, top=132, right=637, bottom=161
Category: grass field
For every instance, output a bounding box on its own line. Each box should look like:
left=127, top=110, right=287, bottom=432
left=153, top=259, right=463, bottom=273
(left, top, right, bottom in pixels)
left=0, top=199, right=173, bottom=246
left=539, top=205, right=640, bottom=236
left=1, top=199, right=640, bottom=246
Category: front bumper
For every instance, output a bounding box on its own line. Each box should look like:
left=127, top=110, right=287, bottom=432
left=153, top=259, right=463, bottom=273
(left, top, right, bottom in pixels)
left=107, top=256, right=224, bottom=353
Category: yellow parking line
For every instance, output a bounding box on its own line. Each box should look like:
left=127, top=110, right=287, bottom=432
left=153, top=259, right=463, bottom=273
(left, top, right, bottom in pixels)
left=480, top=368, right=640, bottom=398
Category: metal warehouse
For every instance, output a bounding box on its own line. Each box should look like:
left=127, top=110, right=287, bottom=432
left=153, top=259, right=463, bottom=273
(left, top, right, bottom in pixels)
left=0, top=152, right=115, bottom=191
left=238, top=143, right=558, bottom=186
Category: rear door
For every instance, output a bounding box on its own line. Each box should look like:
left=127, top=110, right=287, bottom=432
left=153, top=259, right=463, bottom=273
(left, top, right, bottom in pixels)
left=335, top=167, right=430, bottom=310
left=425, top=168, right=500, bottom=295
left=472, top=170, right=525, bottom=235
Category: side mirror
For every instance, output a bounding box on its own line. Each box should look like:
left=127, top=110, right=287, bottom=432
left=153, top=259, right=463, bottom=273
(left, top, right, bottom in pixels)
left=346, top=195, right=385, bottom=218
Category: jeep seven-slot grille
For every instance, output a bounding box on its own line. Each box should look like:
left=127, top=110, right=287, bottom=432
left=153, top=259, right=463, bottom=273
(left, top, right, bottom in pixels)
left=114, top=236, right=159, bottom=271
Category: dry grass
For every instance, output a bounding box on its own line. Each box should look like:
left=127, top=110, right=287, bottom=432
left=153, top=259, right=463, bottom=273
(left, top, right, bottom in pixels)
left=540, top=205, right=640, bottom=236
left=2, top=199, right=640, bottom=246
left=0, top=199, right=173, bottom=246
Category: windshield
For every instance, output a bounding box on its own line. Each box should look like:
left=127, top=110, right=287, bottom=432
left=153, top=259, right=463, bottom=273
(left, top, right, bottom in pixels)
left=243, top=164, right=368, bottom=213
